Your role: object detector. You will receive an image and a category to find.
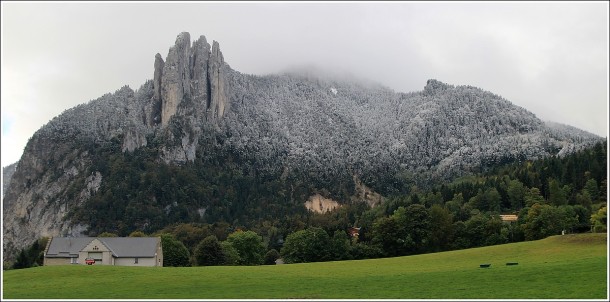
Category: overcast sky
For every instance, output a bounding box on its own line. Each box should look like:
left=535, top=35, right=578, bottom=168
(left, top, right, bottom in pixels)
left=1, top=1, right=608, bottom=168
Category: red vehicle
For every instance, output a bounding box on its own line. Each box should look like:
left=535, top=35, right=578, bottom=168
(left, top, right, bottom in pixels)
left=85, top=258, right=95, bottom=265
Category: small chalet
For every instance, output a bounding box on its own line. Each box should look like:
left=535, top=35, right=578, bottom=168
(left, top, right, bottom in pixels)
left=43, top=237, right=163, bottom=267
left=348, top=227, right=361, bottom=238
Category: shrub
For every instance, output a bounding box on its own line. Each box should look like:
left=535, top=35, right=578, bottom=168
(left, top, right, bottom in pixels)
left=194, top=235, right=226, bottom=266
left=160, top=233, right=191, bottom=267
left=264, top=249, right=280, bottom=265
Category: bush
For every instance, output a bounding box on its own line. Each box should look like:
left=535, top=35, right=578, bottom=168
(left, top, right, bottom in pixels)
left=129, top=230, right=147, bottom=237
left=591, top=206, right=607, bottom=233
left=349, top=243, right=383, bottom=260
left=194, top=235, right=226, bottom=266
left=264, top=249, right=280, bottom=265
left=160, top=234, right=191, bottom=267
left=281, top=227, right=330, bottom=263
left=226, top=230, right=266, bottom=265
left=221, top=241, right=241, bottom=265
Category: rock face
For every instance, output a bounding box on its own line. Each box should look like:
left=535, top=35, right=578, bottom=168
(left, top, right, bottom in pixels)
left=154, top=33, right=230, bottom=164
left=122, top=127, right=148, bottom=152
left=304, top=194, right=341, bottom=213
left=161, top=32, right=191, bottom=126
left=2, top=163, right=17, bottom=198
left=353, top=175, right=384, bottom=208
left=190, top=35, right=211, bottom=111
left=2, top=144, right=92, bottom=258
left=208, top=41, right=228, bottom=119
left=145, top=53, right=164, bottom=127
left=159, top=32, right=229, bottom=126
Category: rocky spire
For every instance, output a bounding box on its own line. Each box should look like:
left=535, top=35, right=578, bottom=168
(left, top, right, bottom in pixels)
left=190, top=35, right=211, bottom=110
left=208, top=40, right=228, bottom=119
left=157, top=32, right=229, bottom=126
left=161, top=32, right=192, bottom=126
left=145, top=53, right=164, bottom=126
left=153, top=53, right=164, bottom=106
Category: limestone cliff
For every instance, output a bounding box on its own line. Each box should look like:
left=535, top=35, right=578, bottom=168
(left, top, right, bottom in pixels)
left=144, top=53, right=164, bottom=127
left=161, top=32, right=191, bottom=126
left=304, top=194, right=341, bottom=213
left=303, top=176, right=384, bottom=214
left=2, top=144, right=94, bottom=258
left=190, top=35, right=211, bottom=112
left=2, top=162, right=17, bottom=210
left=208, top=41, right=228, bottom=119
left=352, top=175, right=384, bottom=208
left=155, top=33, right=230, bottom=164
left=159, top=32, right=229, bottom=126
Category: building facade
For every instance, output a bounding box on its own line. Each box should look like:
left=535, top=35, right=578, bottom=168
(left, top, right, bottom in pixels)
left=44, top=237, right=163, bottom=267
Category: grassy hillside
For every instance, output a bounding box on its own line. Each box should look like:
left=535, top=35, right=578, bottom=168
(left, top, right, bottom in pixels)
left=3, top=233, right=607, bottom=299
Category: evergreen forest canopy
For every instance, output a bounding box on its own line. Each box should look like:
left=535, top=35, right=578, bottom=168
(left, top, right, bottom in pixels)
left=9, top=140, right=606, bottom=269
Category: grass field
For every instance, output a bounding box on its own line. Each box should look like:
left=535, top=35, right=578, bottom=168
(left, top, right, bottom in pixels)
left=3, top=233, right=607, bottom=299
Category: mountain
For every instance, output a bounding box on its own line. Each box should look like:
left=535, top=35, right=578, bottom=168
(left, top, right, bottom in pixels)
left=2, top=32, right=603, bottom=261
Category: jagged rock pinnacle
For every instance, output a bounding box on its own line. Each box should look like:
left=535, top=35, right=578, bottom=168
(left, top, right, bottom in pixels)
left=157, top=32, right=229, bottom=126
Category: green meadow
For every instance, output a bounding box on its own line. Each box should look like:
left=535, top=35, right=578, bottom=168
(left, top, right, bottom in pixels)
left=3, top=233, right=607, bottom=299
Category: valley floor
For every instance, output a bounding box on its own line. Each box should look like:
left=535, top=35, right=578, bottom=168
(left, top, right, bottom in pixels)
left=2, top=233, right=607, bottom=299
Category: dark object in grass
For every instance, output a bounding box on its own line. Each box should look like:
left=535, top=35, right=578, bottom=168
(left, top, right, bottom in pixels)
left=506, top=262, right=519, bottom=266
left=479, top=264, right=491, bottom=268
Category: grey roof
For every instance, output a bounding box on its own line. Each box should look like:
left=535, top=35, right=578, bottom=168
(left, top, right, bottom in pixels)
left=45, top=237, right=95, bottom=258
left=45, top=237, right=159, bottom=258
left=97, top=237, right=159, bottom=257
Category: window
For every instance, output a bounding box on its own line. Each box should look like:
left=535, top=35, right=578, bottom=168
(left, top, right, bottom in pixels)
left=134, top=257, right=139, bottom=264
left=70, top=257, right=78, bottom=264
